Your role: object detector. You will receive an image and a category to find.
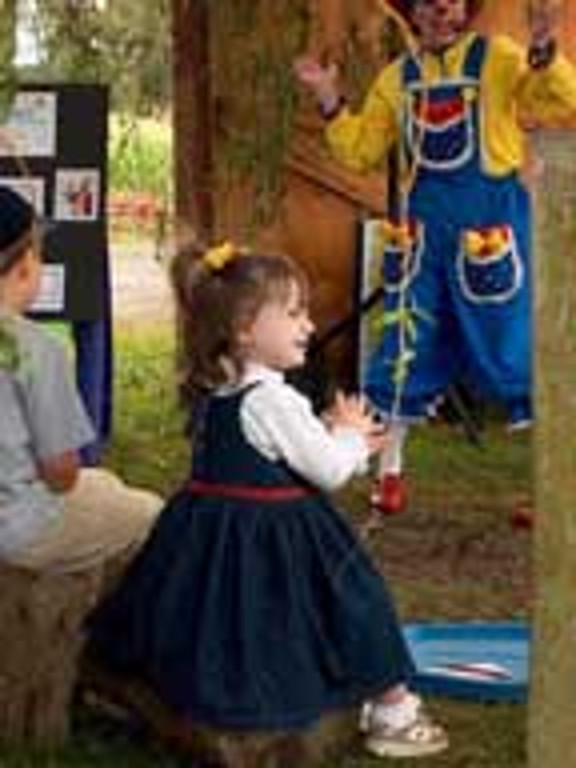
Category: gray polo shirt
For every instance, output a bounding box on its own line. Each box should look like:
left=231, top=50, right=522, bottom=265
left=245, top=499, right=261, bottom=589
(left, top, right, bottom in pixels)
left=0, top=315, right=95, bottom=555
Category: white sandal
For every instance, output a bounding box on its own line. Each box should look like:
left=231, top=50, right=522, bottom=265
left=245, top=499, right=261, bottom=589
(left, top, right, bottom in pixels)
left=359, top=693, right=420, bottom=733
left=364, top=709, right=448, bottom=759
left=360, top=695, right=448, bottom=758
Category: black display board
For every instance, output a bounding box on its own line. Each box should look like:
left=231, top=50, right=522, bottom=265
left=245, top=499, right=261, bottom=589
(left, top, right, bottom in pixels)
left=0, top=84, right=108, bottom=321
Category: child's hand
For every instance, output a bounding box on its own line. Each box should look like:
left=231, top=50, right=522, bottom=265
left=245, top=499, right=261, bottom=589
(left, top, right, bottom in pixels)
left=324, top=391, right=388, bottom=457
left=325, top=391, right=374, bottom=429
left=293, top=55, right=340, bottom=111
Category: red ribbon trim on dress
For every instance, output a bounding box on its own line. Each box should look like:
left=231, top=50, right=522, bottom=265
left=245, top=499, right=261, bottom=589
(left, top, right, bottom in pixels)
left=188, top=479, right=315, bottom=501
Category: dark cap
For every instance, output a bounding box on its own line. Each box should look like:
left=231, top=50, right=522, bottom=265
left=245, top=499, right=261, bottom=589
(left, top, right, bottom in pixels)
left=0, top=186, right=37, bottom=274
left=0, top=185, right=35, bottom=250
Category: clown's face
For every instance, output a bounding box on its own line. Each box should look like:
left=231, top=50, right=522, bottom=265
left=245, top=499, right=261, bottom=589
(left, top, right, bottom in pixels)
left=411, top=0, right=469, bottom=53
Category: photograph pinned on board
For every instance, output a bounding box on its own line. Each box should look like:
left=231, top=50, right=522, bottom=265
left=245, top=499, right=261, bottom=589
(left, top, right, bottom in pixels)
left=29, top=263, right=66, bottom=315
left=55, top=168, right=100, bottom=221
left=0, top=91, right=57, bottom=158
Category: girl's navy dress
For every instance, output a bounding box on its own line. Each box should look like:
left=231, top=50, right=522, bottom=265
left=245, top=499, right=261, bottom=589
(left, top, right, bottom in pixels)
left=87, top=387, right=414, bottom=730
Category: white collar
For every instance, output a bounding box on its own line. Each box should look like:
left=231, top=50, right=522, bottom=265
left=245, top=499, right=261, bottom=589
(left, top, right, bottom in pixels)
left=216, top=363, right=284, bottom=396
left=240, top=362, right=284, bottom=386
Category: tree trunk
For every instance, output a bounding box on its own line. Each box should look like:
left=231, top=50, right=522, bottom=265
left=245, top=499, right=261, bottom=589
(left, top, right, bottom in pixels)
left=80, top=658, right=356, bottom=768
left=528, top=129, right=576, bottom=767
left=171, top=0, right=214, bottom=244
left=0, top=564, right=102, bottom=746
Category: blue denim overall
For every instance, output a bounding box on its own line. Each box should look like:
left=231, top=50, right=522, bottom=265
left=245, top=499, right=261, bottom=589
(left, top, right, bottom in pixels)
left=365, top=35, right=532, bottom=424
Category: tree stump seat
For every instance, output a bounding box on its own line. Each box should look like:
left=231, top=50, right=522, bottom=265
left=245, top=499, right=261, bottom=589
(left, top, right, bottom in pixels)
left=80, top=657, right=358, bottom=767
left=0, top=562, right=102, bottom=747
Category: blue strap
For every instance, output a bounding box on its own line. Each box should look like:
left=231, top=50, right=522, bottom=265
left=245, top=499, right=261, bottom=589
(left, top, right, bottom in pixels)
left=402, top=34, right=487, bottom=86
left=402, top=53, right=420, bottom=86
left=463, top=35, right=487, bottom=80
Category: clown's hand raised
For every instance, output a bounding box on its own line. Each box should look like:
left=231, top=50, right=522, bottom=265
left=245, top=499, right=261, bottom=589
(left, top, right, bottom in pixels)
left=293, top=56, right=344, bottom=118
left=527, top=0, right=560, bottom=68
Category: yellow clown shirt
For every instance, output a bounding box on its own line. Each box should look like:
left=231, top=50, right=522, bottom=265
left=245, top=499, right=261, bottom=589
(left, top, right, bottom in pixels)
left=326, top=32, right=576, bottom=178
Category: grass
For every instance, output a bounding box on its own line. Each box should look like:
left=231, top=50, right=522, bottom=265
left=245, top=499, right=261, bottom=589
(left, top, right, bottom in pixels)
left=103, top=329, right=186, bottom=494
left=0, top=323, right=532, bottom=766
left=109, top=115, right=172, bottom=203
left=107, top=115, right=172, bottom=244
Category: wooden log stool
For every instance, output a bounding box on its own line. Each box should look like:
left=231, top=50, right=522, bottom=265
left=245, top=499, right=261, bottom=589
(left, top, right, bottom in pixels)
left=0, top=563, right=103, bottom=747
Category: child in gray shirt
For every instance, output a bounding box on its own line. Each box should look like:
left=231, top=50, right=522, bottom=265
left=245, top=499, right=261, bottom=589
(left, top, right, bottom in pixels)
left=0, top=185, right=161, bottom=572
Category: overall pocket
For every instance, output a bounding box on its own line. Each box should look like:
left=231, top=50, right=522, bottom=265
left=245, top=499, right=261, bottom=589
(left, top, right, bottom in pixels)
left=376, top=218, right=424, bottom=294
left=457, top=225, right=523, bottom=304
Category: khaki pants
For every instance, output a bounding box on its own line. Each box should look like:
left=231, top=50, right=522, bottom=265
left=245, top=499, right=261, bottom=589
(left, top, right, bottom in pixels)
left=6, top=468, right=162, bottom=574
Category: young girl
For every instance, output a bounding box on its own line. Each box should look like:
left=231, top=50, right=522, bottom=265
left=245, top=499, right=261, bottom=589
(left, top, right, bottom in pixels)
left=86, top=242, right=447, bottom=758
left=0, top=185, right=161, bottom=572
left=294, top=0, right=576, bottom=516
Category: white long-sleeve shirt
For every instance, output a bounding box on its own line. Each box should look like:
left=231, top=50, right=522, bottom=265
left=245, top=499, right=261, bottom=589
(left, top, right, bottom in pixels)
left=218, top=364, right=369, bottom=492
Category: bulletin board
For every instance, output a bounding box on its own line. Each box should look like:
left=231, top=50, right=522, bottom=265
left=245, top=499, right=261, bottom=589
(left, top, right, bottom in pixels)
left=0, top=84, right=109, bottom=321
left=0, top=84, right=112, bottom=462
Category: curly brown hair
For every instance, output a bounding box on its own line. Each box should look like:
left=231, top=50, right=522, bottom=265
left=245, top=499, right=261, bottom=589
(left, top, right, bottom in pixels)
left=170, top=244, right=309, bottom=408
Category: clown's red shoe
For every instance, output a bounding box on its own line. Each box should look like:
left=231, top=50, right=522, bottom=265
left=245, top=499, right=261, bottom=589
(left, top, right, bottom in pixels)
left=371, top=474, right=408, bottom=515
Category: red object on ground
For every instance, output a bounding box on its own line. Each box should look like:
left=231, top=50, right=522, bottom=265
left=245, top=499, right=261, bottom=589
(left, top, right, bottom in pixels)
left=371, top=474, right=408, bottom=515
left=510, top=499, right=534, bottom=530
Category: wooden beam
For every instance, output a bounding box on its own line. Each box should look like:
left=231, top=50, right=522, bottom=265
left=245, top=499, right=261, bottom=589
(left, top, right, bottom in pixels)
left=528, top=129, right=576, bottom=767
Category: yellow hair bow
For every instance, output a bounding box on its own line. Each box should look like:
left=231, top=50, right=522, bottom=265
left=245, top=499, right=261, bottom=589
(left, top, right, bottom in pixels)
left=203, top=241, right=236, bottom=272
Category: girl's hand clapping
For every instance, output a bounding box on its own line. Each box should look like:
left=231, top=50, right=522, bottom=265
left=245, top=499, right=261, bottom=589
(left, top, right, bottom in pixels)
left=324, top=391, right=388, bottom=456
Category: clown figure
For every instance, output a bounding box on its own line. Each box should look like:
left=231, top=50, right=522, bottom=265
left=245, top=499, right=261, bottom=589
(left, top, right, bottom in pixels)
left=295, top=0, right=576, bottom=514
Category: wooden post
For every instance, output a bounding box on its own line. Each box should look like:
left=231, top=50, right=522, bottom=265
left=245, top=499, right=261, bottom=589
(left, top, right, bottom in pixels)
left=528, top=129, right=576, bottom=767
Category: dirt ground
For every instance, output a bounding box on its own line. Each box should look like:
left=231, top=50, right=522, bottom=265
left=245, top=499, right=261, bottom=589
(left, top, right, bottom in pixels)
left=111, top=240, right=173, bottom=326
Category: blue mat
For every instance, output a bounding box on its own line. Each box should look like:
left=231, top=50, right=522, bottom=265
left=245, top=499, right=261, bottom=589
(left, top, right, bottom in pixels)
left=403, top=621, right=530, bottom=702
